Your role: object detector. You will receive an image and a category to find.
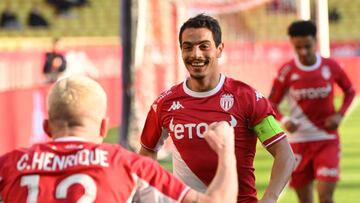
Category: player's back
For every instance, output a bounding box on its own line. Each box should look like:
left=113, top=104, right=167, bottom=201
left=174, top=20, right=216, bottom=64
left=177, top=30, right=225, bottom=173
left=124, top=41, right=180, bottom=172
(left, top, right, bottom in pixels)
left=0, top=139, right=138, bottom=203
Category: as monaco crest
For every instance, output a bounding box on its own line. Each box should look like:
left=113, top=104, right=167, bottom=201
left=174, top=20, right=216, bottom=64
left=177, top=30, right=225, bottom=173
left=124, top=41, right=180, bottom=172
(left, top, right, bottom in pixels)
left=220, top=94, right=234, bottom=112
left=321, top=66, right=331, bottom=80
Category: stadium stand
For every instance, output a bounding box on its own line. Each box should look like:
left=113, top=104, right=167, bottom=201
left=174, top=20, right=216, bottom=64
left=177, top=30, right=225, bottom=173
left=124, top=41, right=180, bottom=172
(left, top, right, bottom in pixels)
left=0, top=0, right=119, bottom=37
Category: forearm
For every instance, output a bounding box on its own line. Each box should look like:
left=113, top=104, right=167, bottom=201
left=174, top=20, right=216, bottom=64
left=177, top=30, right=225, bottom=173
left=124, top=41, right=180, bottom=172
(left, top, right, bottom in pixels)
left=139, top=146, right=158, bottom=160
left=339, top=88, right=356, bottom=115
left=262, top=140, right=295, bottom=202
left=204, top=152, right=237, bottom=203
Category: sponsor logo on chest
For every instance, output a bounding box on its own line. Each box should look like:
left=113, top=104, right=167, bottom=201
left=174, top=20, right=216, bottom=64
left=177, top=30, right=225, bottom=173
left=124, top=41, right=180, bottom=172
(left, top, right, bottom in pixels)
left=168, top=115, right=237, bottom=140
left=290, top=83, right=332, bottom=100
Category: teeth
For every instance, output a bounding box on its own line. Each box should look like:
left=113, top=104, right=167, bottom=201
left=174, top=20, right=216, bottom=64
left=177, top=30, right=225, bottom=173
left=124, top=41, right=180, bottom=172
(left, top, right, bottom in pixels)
left=191, top=62, right=205, bottom=66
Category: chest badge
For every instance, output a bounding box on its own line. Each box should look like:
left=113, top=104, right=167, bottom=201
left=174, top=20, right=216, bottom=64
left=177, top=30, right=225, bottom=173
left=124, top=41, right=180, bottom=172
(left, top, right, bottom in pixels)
left=321, top=66, right=331, bottom=80
left=220, top=93, right=234, bottom=112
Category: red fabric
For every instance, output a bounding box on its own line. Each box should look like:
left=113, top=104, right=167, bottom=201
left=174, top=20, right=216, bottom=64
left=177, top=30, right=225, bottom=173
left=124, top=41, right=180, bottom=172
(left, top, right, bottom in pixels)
left=290, top=140, right=340, bottom=188
left=0, top=141, right=188, bottom=202
left=141, top=75, right=281, bottom=203
left=269, top=56, right=355, bottom=143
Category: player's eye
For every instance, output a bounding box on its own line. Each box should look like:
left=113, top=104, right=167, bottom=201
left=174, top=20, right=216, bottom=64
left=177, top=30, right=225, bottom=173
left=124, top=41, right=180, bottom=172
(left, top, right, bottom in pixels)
left=200, top=44, right=210, bottom=50
left=182, top=45, right=192, bottom=51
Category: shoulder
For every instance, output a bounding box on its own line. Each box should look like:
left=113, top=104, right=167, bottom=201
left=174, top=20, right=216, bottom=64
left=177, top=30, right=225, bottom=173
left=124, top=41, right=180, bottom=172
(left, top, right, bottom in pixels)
left=276, top=60, right=295, bottom=81
left=224, top=76, right=262, bottom=96
left=322, top=57, right=341, bottom=69
left=154, top=83, right=183, bottom=104
left=224, top=77, right=266, bottom=103
left=0, top=146, right=34, bottom=170
left=224, top=77, right=254, bottom=92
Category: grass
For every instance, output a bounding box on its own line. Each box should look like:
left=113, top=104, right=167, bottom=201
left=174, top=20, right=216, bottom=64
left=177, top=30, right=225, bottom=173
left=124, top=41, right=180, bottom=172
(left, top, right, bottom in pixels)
left=257, top=96, right=360, bottom=202
left=105, top=96, right=360, bottom=202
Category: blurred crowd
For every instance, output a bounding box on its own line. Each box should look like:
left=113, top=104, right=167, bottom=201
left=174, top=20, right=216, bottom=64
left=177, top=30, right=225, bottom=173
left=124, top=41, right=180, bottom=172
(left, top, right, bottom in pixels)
left=0, top=0, right=90, bottom=30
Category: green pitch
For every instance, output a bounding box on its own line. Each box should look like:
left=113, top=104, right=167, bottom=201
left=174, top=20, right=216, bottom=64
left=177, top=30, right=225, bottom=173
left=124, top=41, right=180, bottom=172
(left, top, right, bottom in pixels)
left=256, top=97, right=360, bottom=202
left=105, top=97, right=360, bottom=202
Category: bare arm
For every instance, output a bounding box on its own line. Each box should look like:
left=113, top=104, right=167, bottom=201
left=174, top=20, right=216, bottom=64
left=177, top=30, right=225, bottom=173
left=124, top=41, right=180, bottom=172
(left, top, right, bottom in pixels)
left=139, top=146, right=158, bottom=160
left=183, top=122, right=238, bottom=203
left=260, top=138, right=295, bottom=203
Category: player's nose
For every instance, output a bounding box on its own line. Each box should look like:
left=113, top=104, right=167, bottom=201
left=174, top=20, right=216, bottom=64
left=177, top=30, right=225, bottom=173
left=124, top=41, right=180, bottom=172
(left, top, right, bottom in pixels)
left=191, top=46, right=202, bottom=58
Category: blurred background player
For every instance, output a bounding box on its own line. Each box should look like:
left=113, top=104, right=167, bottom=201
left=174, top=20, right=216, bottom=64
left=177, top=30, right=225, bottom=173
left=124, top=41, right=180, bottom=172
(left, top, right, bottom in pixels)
left=139, top=14, right=295, bottom=203
left=43, top=37, right=67, bottom=83
left=0, top=75, right=238, bottom=203
left=269, top=20, right=356, bottom=203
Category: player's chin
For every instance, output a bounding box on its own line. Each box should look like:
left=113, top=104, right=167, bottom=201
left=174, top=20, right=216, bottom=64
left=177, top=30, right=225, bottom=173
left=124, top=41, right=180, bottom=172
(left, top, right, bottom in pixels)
left=189, top=72, right=206, bottom=80
left=187, top=67, right=204, bottom=77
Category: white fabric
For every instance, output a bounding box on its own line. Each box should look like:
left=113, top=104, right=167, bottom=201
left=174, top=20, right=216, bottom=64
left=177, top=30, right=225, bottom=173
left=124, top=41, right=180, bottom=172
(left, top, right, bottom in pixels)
left=172, top=147, right=207, bottom=193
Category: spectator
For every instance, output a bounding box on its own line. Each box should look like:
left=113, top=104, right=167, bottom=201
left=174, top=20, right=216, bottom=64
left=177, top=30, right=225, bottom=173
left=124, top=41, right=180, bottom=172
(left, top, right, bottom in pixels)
left=43, top=38, right=67, bottom=83
left=46, top=0, right=89, bottom=17
left=0, top=4, right=21, bottom=29
left=27, top=4, right=50, bottom=28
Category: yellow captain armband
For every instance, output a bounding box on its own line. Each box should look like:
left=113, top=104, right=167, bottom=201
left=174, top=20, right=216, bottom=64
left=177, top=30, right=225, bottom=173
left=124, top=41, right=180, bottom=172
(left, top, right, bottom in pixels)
left=254, top=115, right=284, bottom=143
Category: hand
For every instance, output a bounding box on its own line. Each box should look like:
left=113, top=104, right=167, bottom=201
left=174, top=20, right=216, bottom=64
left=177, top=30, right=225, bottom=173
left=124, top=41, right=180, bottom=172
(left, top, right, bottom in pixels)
left=324, top=113, right=342, bottom=130
left=283, top=120, right=299, bottom=133
left=204, top=121, right=235, bottom=155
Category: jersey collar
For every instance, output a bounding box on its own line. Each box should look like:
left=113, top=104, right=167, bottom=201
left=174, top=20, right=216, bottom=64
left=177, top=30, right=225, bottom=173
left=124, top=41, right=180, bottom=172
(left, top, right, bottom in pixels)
left=54, top=136, right=89, bottom=142
left=294, top=53, right=322, bottom=71
left=183, top=74, right=225, bottom=98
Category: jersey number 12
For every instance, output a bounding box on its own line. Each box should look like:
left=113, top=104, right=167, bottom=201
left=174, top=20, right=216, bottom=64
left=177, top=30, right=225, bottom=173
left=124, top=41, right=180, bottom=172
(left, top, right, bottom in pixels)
left=21, top=173, right=97, bottom=203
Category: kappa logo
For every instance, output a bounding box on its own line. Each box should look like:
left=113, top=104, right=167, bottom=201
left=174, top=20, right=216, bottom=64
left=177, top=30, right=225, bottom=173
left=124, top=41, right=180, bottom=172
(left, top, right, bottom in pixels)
left=255, top=90, right=264, bottom=101
left=168, top=101, right=184, bottom=111
left=290, top=73, right=300, bottom=81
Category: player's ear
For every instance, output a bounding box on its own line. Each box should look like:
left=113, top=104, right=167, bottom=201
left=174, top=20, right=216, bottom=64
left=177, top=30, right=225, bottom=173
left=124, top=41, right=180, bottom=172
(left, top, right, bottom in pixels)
left=216, top=42, right=224, bottom=58
left=43, top=119, right=52, bottom=138
left=100, top=117, right=109, bottom=138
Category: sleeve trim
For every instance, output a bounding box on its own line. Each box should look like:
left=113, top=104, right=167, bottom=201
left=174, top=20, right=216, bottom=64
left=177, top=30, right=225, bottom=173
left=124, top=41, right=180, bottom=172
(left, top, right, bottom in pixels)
left=263, top=133, right=286, bottom=148
left=140, top=142, right=158, bottom=152
left=179, top=187, right=191, bottom=203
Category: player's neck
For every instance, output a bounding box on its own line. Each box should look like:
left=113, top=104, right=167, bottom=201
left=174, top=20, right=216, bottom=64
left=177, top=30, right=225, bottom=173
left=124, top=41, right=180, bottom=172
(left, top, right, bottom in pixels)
left=187, top=73, right=221, bottom=92
left=300, top=54, right=317, bottom=66
left=50, top=127, right=102, bottom=143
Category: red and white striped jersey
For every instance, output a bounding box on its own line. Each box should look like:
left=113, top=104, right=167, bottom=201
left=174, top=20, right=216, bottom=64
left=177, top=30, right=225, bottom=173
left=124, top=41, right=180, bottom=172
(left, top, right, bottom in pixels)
left=141, top=74, right=285, bottom=203
left=0, top=137, right=189, bottom=203
left=269, top=54, right=355, bottom=143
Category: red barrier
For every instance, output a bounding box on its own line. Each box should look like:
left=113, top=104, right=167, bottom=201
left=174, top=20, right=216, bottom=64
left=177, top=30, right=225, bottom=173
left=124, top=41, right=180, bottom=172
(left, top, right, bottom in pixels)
left=0, top=77, right=121, bottom=155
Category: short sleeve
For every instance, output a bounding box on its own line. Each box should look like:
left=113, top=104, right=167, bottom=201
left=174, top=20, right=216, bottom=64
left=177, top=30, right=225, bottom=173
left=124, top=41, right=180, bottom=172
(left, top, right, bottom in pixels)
left=246, top=89, right=276, bottom=126
left=332, top=60, right=353, bottom=92
left=140, top=103, right=166, bottom=151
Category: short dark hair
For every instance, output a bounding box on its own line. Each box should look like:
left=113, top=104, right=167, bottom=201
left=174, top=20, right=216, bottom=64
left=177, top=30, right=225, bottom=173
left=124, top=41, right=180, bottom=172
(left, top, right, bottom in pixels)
left=288, top=20, right=317, bottom=38
left=179, top=14, right=222, bottom=47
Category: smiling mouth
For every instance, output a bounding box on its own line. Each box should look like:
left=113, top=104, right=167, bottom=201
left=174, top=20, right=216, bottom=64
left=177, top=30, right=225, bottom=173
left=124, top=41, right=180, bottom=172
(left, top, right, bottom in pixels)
left=187, top=60, right=209, bottom=68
